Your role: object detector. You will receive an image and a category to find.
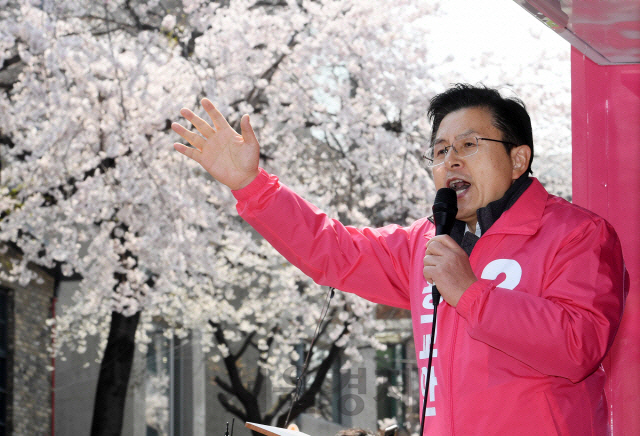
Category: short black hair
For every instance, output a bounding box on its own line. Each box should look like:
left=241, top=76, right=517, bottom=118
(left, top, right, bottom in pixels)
left=427, top=84, right=534, bottom=175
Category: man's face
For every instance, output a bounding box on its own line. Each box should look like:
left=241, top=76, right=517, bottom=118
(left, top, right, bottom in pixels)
left=432, top=107, right=521, bottom=229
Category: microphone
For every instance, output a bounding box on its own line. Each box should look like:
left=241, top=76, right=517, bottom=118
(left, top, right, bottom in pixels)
left=432, top=187, right=458, bottom=237
left=420, top=188, right=457, bottom=436
left=431, top=188, right=458, bottom=300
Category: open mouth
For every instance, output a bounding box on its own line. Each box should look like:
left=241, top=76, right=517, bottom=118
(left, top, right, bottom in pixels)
left=448, top=179, right=471, bottom=195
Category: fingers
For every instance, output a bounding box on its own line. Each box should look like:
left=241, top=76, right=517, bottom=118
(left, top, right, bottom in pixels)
left=424, top=235, right=461, bottom=268
left=425, top=235, right=457, bottom=255
left=202, top=98, right=232, bottom=131
left=240, top=114, right=257, bottom=145
left=423, top=263, right=435, bottom=278
left=180, top=108, right=216, bottom=138
left=424, top=239, right=440, bottom=256
left=173, top=142, right=201, bottom=164
left=171, top=122, right=206, bottom=151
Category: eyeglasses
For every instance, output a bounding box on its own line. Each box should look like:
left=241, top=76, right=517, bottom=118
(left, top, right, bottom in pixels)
left=422, top=136, right=517, bottom=168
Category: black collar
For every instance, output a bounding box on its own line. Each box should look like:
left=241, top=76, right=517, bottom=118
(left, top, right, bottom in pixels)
left=477, top=173, right=533, bottom=236
left=447, top=174, right=533, bottom=255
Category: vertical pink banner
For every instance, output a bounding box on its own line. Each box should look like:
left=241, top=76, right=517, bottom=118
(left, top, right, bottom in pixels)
left=571, top=47, right=640, bottom=436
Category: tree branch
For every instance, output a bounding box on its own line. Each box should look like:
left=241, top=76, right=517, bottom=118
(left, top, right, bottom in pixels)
left=214, top=375, right=234, bottom=394
left=275, top=322, right=350, bottom=427
left=263, top=388, right=296, bottom=425
left=234, top=330, right=257, bottom=362
left=123, top=0, right=157, bottom=31
left=217, top=393, right=248, bottom=422
left=209, top=320, right=262, bottom=422
left=231, top=27, right=304, bottom=130
left=275, top=339, right=344, bottom=427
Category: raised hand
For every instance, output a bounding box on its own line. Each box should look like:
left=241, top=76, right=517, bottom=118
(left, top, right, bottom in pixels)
left=172, top=98, right=261, bottom=190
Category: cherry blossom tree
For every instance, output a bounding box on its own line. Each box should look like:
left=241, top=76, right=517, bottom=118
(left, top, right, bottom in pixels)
left=0, top=0, right=570, bottom=434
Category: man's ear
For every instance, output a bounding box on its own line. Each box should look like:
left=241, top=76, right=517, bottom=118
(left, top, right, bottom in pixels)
left=511, top=145, right=531, bottom=179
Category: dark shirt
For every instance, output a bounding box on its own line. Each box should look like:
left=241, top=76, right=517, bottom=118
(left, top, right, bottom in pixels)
left=441, top=174, right=533, bottom=256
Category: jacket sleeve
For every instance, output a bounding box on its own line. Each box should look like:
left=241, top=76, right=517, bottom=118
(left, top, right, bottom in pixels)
left=456, top=216, right=629, bottom=382
left=233, top=168, right=414, bottom=309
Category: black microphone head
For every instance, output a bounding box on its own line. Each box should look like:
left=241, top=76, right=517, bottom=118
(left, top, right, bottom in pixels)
left=432, top=187, right=457, bottom=212
left=432, top=188, right=458, bottom=235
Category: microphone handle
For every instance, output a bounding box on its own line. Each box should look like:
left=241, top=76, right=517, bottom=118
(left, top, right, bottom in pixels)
left=431, top=283, right=440, bottom=300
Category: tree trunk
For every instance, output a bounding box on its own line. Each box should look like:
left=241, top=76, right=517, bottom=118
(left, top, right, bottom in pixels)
left=90, top=311, right=140, bottom=436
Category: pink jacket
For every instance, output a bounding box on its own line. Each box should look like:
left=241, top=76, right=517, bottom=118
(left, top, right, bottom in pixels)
left=234, top=169, right=628, bottom=435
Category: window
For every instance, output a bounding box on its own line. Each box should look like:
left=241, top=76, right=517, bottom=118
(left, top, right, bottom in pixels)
left=145, top=330, right=172, bottom=436
left=144, top=328, right=203, bottom=436
left=376, top=343, right=410, bottom=428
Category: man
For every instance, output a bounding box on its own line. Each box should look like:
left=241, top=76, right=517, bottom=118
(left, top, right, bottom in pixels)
left=172, top=84, right=628, bottom=435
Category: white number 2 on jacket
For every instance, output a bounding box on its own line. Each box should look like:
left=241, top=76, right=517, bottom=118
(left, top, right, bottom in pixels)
left=480, top=259, right=522, bottom=290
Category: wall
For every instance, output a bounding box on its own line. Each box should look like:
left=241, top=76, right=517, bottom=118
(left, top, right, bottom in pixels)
left=1, top=250, right=54, bottom=436
left=571, top=48, right=640, bottom=436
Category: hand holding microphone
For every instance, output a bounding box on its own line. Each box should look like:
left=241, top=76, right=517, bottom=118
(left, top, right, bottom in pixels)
left=423, top=188, right=477, bottom=308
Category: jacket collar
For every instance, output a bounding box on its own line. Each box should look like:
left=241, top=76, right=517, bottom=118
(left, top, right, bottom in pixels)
left=477, top=173, right=533, bottom=235
left=482, top=177, right=548, bottom=237
left=430, top=176, right=548, bottom=254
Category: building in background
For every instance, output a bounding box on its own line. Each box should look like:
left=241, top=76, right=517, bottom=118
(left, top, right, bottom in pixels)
left=0, top=247, right=55, bottom=436
left=52, top=286, right=416, bottom=436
